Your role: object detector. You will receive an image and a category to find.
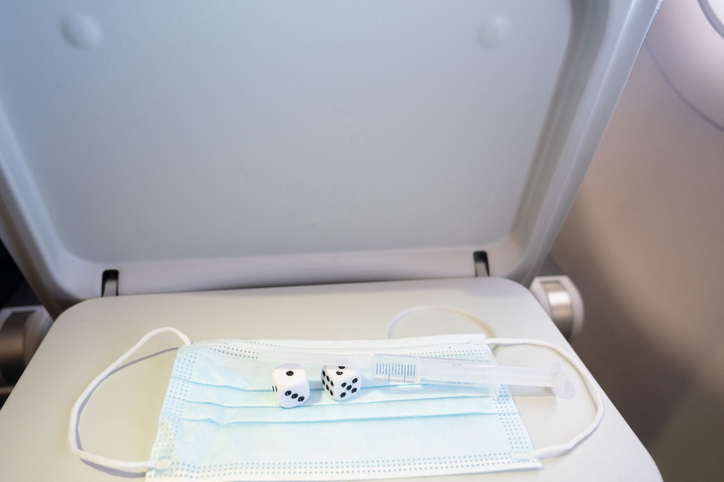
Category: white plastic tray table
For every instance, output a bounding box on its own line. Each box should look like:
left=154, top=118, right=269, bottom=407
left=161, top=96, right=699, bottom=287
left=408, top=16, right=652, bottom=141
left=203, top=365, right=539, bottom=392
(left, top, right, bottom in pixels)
left=0, top=278, right=660, bottom=481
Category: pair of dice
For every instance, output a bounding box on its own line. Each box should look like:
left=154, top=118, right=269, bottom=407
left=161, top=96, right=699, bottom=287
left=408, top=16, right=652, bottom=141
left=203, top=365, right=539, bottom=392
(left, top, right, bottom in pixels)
left=271, top=364, right=361, bottom=408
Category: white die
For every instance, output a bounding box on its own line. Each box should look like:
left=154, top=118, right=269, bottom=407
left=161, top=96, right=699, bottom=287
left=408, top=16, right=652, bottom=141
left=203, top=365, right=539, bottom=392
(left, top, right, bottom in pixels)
left=321, top=365, right=361, bottom=401
left=271, top=364, right=309, bottom=408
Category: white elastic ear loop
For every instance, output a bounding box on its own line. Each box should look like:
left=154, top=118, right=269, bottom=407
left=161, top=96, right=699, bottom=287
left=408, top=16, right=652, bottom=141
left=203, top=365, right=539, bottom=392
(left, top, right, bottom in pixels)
left=68, top=327, right=191, bottom=471
left=481, top=337, right=604, bottom=461
left=387, top=305, right=498, bottom=339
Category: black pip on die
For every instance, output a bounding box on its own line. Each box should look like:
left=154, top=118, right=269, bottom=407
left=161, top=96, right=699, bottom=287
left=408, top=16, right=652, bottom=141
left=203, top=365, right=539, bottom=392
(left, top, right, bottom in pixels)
left=272, top=363, right=309, bottom=408
left=322, top=365, right=361, bottom=401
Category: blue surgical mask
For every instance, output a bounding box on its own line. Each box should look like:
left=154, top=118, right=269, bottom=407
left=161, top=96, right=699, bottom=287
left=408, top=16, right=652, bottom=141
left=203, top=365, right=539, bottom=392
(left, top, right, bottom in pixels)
left=69, top=327, right=602, bottom=480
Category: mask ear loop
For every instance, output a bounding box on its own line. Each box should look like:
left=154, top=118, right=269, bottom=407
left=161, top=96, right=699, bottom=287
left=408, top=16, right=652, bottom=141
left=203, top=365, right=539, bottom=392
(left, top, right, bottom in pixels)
left=386, top=305, right=498, bottom=339
left=387, top=307, right=604, bottom=460
left=481, top=337, right=604, bottom=460
left=68, top=327, right=191, bottom=471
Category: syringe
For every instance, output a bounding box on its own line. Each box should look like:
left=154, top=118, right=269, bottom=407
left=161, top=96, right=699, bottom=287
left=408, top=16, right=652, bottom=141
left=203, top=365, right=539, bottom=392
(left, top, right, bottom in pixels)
left=257, top=350, right=565, bottom=398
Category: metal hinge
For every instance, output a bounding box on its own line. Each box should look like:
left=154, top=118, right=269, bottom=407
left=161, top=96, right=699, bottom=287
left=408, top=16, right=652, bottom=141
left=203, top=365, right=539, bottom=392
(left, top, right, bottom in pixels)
left=529, top=275, right=584, bottom=340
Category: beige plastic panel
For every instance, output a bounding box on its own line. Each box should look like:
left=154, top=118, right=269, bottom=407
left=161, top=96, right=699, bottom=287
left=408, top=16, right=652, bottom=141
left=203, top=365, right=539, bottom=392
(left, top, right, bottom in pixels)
left=552, top=2, right=724, bottom=477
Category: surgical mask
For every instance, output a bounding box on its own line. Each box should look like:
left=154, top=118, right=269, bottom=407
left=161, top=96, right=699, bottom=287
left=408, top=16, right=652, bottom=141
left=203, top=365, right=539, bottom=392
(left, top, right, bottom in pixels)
left=69, top=326, right=602, bottom=480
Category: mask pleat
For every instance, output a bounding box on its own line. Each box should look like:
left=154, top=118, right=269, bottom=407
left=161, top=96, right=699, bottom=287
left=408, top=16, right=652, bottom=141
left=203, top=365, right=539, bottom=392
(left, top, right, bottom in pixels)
left=149, top=336, right=540, bottom=480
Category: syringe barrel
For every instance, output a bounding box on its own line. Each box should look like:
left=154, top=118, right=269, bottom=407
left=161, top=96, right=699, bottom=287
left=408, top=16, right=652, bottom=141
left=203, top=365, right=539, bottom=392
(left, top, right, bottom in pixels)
left=371, top=354, right=422, bottom=383
left=496, top=364, right=566, bottom=393
left=418, top=357, right=500, bottom=397
left=370, top=354, right=566, bottom=399
left=418, top=357, right=497, bottom=383
left=371, top=354, right=500, bottom=397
